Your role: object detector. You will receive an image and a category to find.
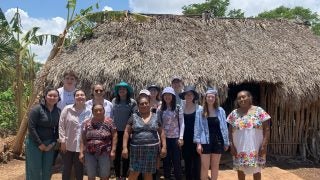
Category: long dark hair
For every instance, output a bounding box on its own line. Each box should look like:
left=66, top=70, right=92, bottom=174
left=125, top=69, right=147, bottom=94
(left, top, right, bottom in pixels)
left=160, top=94, right=176, bottom=111
left=115, top=93, right=131, bottom=104
left=41, top=87, right=60, bottom=105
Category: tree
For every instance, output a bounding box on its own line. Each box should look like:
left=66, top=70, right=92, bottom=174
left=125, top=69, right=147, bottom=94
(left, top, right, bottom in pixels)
left=13, top=0, right=105, bottom=155
left=257, top=6, right=320, bottom=36
left=228, top=9, right=245, bottom=18
left=8, top=8, right=58, bottom=127
left=182, top=0, right=230, bottom=17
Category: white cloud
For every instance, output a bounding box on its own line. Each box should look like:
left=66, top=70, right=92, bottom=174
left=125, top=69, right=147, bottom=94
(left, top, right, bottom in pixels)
left=129, top=0, right=320, bottom=16
left=129, top=0, right=206, bottom=14
left=229, top=0, right=320, bottom=17
left=4, top=8, right=66, bottom=63
left=103, top=5, right=113, bottom=11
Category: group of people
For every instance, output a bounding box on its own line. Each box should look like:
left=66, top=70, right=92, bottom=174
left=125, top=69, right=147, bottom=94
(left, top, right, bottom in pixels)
left=25, top=71, right=271, bottom=180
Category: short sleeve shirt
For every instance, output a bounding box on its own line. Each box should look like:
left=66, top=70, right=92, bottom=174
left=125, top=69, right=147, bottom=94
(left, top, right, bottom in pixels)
left=227, top=106, right=271, bottom=130
left=128, top=113, right=161, bottom=146
left=82, top=117, right=117, bottom=154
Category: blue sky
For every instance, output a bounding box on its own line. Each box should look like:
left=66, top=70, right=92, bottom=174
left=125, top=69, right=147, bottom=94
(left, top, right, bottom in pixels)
left=1, top=0, right=319, bottom=62
left=1, top=0, right=129, bottom=18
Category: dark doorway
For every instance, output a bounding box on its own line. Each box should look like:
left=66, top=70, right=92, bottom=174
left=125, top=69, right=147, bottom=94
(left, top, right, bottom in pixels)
left=222, top=83, right=261, bottom=115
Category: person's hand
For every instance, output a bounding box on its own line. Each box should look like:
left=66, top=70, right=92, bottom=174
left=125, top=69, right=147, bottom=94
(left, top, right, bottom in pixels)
left=196, top=144, right=202, bottom=155
left=38, top=144, right=47, bottom=151
left=160, top=147, right=167, bottom=158
left=259, top=145, right=267, bottom=157
left=122, top=147, right=128, bottom=159
left=79, top=152, right=84, bottom=163
left=224, top=146, right=229, bottom=151
left=60, top=142, right=67, bottom=153
left=177, top=139, right=184, bottom=147
left=110, top=150, right=116, bottom=160
left=44, top=142, right=55, bottom=151
left=230, top=145, right=237, bottom=156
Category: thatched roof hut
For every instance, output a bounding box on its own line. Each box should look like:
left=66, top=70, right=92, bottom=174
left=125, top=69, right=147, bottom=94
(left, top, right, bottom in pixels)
left=46, top=14, right=320, bottom=158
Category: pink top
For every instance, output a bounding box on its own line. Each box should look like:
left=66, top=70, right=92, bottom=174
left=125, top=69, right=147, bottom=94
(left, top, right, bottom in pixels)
left=59, top=104, right=92, bottom=152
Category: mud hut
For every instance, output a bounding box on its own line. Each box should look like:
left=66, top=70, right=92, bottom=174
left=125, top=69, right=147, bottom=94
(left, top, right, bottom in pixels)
left=45, top=13, right=320, bottom=158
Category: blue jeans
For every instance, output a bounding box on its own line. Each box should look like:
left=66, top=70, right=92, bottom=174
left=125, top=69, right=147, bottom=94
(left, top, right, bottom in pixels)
left=163, top=138, right=182, bottom=180
left=85, top=153, right=111, bottom=178
left=25, top=138, right=55, bottom=180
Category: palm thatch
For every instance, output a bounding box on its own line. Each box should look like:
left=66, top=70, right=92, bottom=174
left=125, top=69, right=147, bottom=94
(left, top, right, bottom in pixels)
left=46, top=14, right=320, bottom=107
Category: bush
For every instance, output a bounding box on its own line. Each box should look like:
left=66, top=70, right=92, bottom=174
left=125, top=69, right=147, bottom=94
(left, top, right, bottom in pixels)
left=0, top=88, right=17, bottom=134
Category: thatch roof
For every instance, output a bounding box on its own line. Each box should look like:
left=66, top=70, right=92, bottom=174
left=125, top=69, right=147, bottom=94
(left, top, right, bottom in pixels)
left=46, top=14, right=320, bottom=105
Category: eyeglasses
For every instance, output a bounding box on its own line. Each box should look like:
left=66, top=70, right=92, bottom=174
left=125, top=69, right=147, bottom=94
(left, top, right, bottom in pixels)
left=94, top=89, right=104, bottom=93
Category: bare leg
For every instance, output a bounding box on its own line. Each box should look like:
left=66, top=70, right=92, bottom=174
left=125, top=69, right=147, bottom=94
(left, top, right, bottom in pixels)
left=253, top=172, right=261, bottom=180
left=200, top=154, right=210, bottom=180
left=237, top=170, right=245, bottom=180
left=128, top=171, right=140, bottom=180
left=210, top=154, right=221, bottom=180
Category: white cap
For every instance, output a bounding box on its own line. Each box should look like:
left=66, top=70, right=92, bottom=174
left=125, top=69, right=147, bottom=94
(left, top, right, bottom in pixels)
left=139, top=89, right=151, bottom=96
left=162, top=87, right=175, bottom=95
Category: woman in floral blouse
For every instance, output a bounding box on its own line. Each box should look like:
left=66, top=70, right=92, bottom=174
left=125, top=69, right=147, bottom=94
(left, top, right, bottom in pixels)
left=80, top=103, right=117, bottom=180
left=227, top=90, right=271, bottom=180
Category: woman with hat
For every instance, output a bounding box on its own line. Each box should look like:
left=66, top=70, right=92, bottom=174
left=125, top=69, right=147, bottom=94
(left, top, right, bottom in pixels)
left=179, top=86, right=201, bottom=180
left=194, top=88, right=229, bottom=180
left=147, top=85, right=161, bottom=113
left=159, top=87, right=185, bottom=180
left=112, top=81, right=137, bottom=179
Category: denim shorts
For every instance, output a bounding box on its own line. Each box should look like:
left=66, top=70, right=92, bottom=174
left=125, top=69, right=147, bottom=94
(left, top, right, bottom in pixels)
left=85, top=152, right=111, bottom=178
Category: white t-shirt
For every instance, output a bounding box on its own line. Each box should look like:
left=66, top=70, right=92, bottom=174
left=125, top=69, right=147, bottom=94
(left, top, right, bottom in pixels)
left=57, top=87, right=76, bottom=110
left=85, top=99, right=113, bottom=118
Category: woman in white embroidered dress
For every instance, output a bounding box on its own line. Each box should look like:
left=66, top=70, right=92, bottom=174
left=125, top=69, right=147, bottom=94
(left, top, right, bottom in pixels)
left=227, top=90, right=271, bottom=180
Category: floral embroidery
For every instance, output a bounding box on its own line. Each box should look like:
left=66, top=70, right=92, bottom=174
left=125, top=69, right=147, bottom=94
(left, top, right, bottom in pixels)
left=233, top=151, right=266, bottom=168
left=227, top=107, right=271, bottom=130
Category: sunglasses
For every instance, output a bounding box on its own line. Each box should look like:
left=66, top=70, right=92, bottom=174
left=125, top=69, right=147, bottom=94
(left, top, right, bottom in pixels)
left=94, top=89, right=104, bottom=93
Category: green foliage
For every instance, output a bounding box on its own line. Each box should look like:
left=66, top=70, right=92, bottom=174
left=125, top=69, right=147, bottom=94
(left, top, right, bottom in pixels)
left=257, top=6, right=320, bottom=36
left=312, top=23, right=320, bottom=36
left=182, top=0, right=230, bottom=17
left=65, top=1, right=103, bottom=46
left=228, top=9, right=245, bottom=18
left=0, top=88, right=17, bottom=132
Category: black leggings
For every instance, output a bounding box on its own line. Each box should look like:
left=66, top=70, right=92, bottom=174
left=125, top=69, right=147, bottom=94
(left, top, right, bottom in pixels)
left=62, top=151, right=83, bottom=180
left=114, top=131, right=130, bottom=177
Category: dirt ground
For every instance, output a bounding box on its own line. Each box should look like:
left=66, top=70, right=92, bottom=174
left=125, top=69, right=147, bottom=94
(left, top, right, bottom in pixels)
left=0, top=157, right=319, bottom=180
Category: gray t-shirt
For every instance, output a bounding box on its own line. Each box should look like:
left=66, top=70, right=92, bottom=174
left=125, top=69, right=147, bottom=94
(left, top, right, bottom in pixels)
left=129, top=113, right=161, bottom=146
left=111, top=98, right=137, bottom=131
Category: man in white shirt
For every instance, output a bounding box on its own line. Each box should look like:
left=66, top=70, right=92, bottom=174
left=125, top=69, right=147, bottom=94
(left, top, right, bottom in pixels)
left=57, top=71, right=78, bottom=111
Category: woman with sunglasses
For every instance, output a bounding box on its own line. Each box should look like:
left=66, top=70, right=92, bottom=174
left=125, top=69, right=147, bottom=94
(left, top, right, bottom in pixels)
left=86, top=84, right=113, bottom=117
